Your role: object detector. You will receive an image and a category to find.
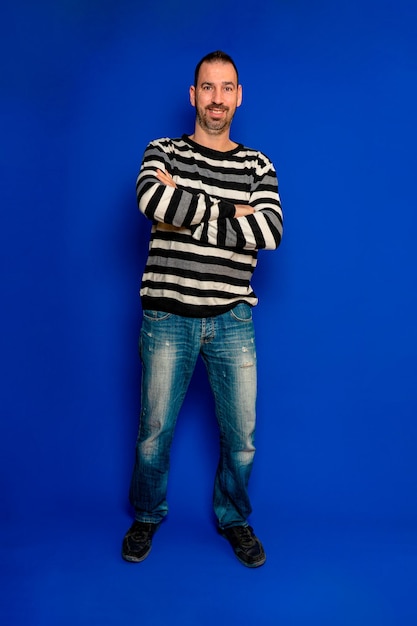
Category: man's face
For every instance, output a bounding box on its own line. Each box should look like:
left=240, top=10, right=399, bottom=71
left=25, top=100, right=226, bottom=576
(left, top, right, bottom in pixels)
left=190, top=61, right=242, bottom=135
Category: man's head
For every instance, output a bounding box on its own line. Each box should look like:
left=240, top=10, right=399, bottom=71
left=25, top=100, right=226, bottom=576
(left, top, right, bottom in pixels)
left=193, top=50, right=239, bottom=87
left=190, top=51, right=242, bottom=137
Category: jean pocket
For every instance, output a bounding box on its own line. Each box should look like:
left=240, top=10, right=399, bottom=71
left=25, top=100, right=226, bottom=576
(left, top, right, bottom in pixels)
left=143, top=309, right=172, bottom=322
left=230, top=302, right=253, bottom=322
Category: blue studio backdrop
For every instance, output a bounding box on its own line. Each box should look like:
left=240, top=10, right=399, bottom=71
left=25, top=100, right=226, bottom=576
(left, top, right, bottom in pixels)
left=2, top=1, right=417, bottom=625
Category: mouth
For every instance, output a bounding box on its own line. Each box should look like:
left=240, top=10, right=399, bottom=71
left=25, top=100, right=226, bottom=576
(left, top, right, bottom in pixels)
left=207, top=107, right=227, bottom=117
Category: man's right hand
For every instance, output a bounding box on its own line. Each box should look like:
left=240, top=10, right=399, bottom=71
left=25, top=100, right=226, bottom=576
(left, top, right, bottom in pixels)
left=156, top=169, right=177, bottom=188
left=234, top=204, right=255, bottom=217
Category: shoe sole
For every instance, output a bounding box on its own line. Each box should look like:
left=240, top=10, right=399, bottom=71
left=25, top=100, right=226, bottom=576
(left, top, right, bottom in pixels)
left=235, top=552, right=266, bottom=568
left=122, top=545, right=152, bottom=563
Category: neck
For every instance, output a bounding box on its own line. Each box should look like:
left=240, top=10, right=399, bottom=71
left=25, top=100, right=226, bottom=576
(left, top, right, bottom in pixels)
left=190, top=126, right=237, bottom=152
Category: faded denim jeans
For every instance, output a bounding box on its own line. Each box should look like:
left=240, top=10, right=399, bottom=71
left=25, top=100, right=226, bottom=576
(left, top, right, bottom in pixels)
left=129, top=302, right=257, bottom=529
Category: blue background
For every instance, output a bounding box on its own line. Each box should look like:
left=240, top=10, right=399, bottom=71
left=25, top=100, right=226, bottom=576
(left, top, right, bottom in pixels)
left=1, top=0, right=416, bottom=624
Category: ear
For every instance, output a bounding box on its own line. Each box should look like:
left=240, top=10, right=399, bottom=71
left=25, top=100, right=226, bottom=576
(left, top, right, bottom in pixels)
left=189, top=85, right=196, bottom=107
left=237, top=84, right=243, bottom=108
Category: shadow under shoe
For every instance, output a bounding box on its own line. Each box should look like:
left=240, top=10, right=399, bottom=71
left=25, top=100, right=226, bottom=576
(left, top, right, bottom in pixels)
left=122, top=521, right=159, bottom=563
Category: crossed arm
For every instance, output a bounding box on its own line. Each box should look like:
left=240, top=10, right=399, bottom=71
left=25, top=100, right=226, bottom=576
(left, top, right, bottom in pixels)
left=155, top=169, right=255, bottom=218
left=141, top=159, right=283, bottom=250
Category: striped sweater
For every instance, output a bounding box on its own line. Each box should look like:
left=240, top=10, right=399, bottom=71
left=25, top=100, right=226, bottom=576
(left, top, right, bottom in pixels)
left=136, top=134, right=283, bottom=317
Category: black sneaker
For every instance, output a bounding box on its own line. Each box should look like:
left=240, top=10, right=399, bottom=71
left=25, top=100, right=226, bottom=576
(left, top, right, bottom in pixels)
left=219, top=525, right=266, bottom=568
left=122, top=521, right=158, bottom=563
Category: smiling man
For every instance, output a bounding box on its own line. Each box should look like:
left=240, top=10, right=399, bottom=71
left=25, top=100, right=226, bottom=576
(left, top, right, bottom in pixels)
left=191, top=58, right=242, bottom=139
left=122, top=51, right=283, bottom=568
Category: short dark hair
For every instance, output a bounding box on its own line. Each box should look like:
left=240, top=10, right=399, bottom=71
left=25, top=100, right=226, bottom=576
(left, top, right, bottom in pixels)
left=194, top=50, right=239, bottom=87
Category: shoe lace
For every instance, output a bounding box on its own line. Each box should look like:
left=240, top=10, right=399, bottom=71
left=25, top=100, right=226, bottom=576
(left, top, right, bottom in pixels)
left=234, top=525, right=255, bottom=546
left=132, top=522, right=153, bottom=541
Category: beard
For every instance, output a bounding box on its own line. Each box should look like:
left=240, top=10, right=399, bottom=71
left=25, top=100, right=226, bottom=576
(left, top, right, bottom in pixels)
left=195, top=104, right=235, bottom=135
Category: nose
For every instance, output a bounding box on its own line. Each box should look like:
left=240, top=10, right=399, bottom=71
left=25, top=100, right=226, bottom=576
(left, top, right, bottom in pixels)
left=211, top=86, right=223, bottom=104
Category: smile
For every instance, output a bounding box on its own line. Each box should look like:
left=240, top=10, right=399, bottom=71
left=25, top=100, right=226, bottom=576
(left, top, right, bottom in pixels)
left=208, top=107, right=227, bottom=116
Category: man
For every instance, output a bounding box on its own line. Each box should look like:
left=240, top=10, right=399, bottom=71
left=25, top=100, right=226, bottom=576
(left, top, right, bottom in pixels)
left=122, top=51, right=283, bottom=568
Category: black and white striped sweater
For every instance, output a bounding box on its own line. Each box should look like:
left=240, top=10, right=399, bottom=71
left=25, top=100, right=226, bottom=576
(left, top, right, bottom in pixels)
left=136, top=135, right=283, bottom=318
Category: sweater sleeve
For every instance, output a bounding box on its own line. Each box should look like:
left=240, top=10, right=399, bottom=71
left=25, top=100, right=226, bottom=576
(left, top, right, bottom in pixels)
left=136, top=141, right=236, bottom=227
left=190, top=153, right=283, bottom=251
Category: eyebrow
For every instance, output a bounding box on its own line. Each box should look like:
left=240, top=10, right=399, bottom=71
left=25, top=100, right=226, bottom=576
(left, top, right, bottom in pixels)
left=200, top=81, right=236, bottom=87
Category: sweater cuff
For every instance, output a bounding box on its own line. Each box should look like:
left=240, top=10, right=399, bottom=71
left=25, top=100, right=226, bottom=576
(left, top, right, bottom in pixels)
left=217, top=200, right=236, bottom=219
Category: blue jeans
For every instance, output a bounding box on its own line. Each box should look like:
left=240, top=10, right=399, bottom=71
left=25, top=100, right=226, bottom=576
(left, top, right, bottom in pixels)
left=129, top=302, right=257, bottom=529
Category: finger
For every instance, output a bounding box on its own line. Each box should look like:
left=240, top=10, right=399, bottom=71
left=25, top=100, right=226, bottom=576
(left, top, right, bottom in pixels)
left=156, top=169, right=172, bottom=182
